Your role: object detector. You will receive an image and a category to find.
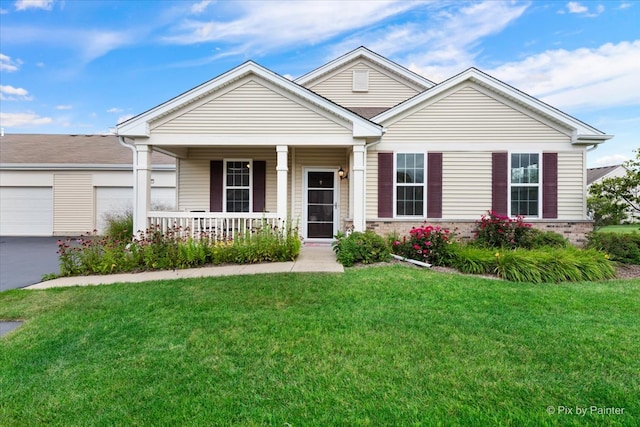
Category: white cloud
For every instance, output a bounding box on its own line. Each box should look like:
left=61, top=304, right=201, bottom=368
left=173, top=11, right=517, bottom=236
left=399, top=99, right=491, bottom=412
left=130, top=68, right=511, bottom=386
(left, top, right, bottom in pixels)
left=117, top=114, right=135, bottom=124
left=191, top=0, right=212, bottom=14
left=0, top=111, right=52, bottom=127
left=353, top=1, right=529, bottom=82
left=566, top=1, right=588, bottom=14
left=488, top=40, right=640, bottom=111
left=14, top=0, right=54, bottom=11
left=107, top=107, right=123, bottom=113
left=164, top=0, right=421, bottom=54
left=0, top=8, right=9, bottom=14
left=0, top=53, right=21, bottom=72
left=593, top=154, right=630, bottom=167
left=0, top=84, right=32, bottom=100
left=564, top=1, right=604, bottom=17
left=56, top=104, right=72, bottom=110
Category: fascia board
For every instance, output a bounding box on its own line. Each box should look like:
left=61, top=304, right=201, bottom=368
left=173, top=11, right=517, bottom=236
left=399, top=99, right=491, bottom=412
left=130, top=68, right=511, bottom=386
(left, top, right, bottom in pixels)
left=373, top=68, right=609, bottom=138
left=295, top=47, right=435, bottom=89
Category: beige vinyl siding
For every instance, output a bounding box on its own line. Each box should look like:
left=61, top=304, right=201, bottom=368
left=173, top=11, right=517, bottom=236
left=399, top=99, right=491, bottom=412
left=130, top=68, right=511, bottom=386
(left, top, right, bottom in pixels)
left=151, top=79, right=351, bottom=135
left=365, top=150, right=378, bottom=218
left=305, top=60, right=421, bottom=108
left=178, top=147, right=278, bottom=213
left=53, top=173, right=93, bottom=235
left=384, top=85, right=570, bottom=144
left=557, top=152, right=586, bottom=219
left=292, top=148, right=349, bottom=222
left=442, top=152, right=492, bottom=219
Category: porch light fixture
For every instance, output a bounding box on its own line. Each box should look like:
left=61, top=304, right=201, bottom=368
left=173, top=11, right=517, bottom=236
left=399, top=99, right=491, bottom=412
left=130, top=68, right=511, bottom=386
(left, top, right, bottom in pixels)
left=338, top=167, right=347, bottom=180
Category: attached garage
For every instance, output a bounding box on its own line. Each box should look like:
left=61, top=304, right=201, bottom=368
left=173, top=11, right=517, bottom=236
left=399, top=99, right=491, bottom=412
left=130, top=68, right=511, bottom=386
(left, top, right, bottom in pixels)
left=95, top=187, right=175, bottom=233
left=1, top=134, right=176, bottom=236
left=0, top=187, right=53, bottom=236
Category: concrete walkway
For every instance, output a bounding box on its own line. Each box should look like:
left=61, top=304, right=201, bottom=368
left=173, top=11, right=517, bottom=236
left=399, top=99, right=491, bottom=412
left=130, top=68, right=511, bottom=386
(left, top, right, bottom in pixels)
left=25, top=244, right=343, bottom=290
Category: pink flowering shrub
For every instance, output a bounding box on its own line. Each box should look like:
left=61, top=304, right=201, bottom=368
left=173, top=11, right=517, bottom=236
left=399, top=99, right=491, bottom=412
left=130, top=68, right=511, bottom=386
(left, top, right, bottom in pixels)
left=392, top=223, right=456, bottom=266
left=474, top=211, right=533, bottom=248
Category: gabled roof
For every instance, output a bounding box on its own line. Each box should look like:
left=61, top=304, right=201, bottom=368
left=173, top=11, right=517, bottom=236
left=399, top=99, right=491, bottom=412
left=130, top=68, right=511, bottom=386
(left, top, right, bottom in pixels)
left=0, top=134, right=174, bottom=168
left=587, top=164, right=625, bottom=185
left=117, top=60, right=382, bottom=139
left=373, top=67, right=614, bottom=145
left=295, top=46, right=435, bottom=90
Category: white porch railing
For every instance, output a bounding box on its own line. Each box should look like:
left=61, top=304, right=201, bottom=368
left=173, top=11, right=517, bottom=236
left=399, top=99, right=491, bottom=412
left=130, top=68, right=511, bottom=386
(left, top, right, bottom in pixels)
left=147, top=212, right=285, bottom=241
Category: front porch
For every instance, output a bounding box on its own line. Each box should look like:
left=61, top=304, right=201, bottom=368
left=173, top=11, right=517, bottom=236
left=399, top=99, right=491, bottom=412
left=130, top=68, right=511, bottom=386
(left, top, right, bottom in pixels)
left=132, top=144, right=369, bottom=241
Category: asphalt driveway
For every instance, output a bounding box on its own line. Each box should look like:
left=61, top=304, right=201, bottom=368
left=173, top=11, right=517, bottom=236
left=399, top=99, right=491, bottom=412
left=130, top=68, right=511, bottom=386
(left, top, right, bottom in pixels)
left=0, top=237, right=61, bottom=291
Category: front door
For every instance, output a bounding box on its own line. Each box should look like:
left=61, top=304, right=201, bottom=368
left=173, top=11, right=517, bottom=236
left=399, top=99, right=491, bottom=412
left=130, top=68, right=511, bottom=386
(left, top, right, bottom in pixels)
left=305, top=170, right=338, bottom=239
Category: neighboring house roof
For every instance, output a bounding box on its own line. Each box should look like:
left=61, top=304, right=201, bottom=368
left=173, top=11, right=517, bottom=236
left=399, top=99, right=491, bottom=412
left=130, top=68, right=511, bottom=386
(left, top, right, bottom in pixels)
left=0, top=134, right=175, bottom=169
left=373, top=67, right=613, bottom=145
left=117, top=60, right=383, bottom=139
left=587, top=164, right=625, bottom=185
left=294, top=46, right=435, bottom=90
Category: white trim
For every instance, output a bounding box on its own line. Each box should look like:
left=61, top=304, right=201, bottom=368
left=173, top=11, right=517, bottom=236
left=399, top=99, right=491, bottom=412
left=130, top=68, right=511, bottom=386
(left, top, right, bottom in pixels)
left=295, top=46, right=435, bottom=89
left=508, top=151, right=542, bottom=218
left=373, top=68, right=611, bottom=140
left=223, top=159, right=253, bottom=213
left=117, top=61, right=382, bottom=139
left=302, top=167, right=340, bottom=241
left=393, top=152, right=427, bottom=219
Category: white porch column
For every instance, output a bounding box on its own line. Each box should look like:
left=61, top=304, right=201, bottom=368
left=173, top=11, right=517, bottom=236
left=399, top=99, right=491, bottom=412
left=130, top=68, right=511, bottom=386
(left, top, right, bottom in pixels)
left=276, top=145, right=289, bottom=220
left=352, top=144, right=366, bottom=232
left=134, top=144, right=152, bottom=234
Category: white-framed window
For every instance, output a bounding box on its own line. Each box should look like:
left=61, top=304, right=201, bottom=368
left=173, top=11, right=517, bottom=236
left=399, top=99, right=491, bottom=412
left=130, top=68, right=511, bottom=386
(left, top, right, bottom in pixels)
left=224, top=159, right=252, bottom=212
left=510, top=153, right=540, bottom=217
left=395, top=153, right=425, bottom=217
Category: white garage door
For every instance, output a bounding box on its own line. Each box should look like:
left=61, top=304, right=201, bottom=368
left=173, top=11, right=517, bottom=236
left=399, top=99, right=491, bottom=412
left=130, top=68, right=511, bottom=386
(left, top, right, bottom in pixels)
left=0, top=187, right=54, bottom=236
left=95, top=187, right=175, bottom=233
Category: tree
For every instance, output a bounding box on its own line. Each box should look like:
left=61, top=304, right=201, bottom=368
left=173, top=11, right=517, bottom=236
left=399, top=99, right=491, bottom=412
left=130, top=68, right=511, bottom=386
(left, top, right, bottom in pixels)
left=588, top=149, right=640, bottom=229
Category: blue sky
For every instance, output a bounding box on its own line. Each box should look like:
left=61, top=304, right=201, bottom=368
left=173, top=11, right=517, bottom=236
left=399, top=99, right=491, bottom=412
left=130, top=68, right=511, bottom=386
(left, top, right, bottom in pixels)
left=0, top=0, right=638, bottom=167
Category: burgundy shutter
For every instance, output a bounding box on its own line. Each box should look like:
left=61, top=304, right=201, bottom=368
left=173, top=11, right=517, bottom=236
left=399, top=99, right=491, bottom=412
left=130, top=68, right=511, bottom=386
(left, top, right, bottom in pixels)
left=378, top=152, right=394, bottom=218
left=210, top=160, right=223, bottom=212
left=252, top=160, right=266, bottom=213
left=542, top=152, right=558, bottom=219
left=492, top=152, right=508, bottom=216
left=427, top=152, right=443, bottom=218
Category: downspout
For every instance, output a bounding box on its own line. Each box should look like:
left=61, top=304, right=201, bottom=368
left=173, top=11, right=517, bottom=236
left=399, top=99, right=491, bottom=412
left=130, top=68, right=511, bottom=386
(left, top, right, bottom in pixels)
left=118, top=135, right=137, bottom=234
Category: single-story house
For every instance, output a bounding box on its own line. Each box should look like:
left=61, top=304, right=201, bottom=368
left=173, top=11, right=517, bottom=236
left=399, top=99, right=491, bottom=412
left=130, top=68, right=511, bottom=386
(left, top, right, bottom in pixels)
left=116, top=47, right=612, bottom=245
left=587, top=164, right=626, bottom=186
left=0, top=134, right=176, bottom=236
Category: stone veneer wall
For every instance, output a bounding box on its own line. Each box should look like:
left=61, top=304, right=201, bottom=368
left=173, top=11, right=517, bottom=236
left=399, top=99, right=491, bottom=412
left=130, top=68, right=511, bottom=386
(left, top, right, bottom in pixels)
left=343, top=219, right=594, bottom=247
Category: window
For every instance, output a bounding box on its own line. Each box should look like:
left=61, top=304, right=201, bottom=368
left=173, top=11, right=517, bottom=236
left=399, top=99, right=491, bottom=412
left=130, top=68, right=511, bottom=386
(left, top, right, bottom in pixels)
left=510, top=153, right=539, bottom=217
left=225, top=160, right=251, bottom=212
left=396, top=153, right=424, bottom=216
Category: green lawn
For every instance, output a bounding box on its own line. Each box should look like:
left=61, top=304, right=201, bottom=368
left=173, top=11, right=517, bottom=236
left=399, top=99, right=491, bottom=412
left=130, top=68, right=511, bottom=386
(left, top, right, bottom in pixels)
left=1, top=266, right=639, bottom=426
left=599, top=224, right=640, bottom=233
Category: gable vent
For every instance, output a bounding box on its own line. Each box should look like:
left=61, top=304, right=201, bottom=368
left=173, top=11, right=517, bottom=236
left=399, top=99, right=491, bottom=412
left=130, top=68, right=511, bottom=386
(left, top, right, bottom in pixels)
left=352, top=69, right=369, bottom=92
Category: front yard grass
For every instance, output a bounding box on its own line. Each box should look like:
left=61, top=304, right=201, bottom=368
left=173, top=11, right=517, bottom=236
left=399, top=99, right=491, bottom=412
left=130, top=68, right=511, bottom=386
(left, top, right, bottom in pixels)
left=599, top=224, right=640, bottom=233
left=1, top=266, right=639, bottom=425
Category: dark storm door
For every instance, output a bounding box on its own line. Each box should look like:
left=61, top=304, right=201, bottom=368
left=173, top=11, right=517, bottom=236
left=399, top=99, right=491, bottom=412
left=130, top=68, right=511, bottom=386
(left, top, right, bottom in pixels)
left=306, top=170, right=337, bottom=239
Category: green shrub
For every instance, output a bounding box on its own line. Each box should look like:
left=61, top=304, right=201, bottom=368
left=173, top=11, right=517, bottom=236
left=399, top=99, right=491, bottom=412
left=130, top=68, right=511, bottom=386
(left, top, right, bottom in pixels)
left=103, top=210, right=133, bottom=241
left=333, top=230, right=391, bottom=267
left=391, top=224, right=456, bottom=266
left=56, top=221, right=301, bottom=277
left=519, top=229, right=568, bottom=249
left=587, top=231, right=640, bottom=264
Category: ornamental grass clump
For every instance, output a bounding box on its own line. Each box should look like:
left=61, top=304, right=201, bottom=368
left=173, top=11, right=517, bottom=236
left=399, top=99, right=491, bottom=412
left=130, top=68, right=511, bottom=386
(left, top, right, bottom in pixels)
left=392, top=224, right=456, bottom=266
